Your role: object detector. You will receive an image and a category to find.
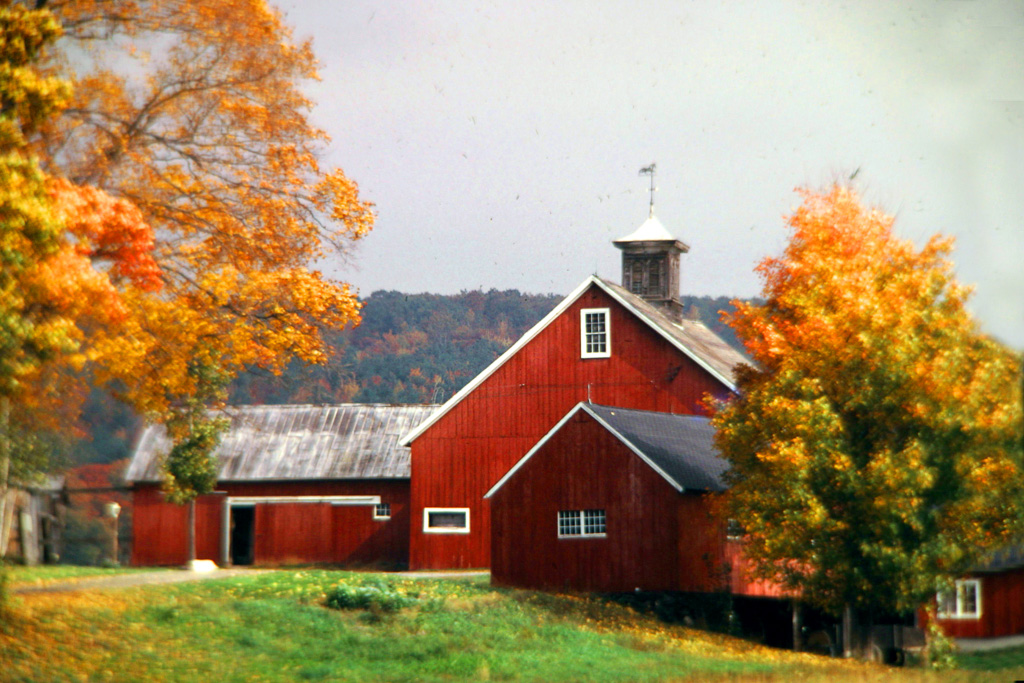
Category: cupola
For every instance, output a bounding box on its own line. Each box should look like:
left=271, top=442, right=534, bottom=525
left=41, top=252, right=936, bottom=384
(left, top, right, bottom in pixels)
left=613, top=166, right=689, bottom=321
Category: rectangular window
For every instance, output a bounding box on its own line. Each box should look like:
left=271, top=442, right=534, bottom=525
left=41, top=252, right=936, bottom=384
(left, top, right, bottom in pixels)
left=580, top=308, right=610, bottom=358
left=373, top=503, right=391, bottom=520
left=726, top=519, right=745, bottom=540
left=423, top=507, right=470, bottom=534
left=937, top=579, right=981, bottom=619
left=558, top=509, right=606, bottom=538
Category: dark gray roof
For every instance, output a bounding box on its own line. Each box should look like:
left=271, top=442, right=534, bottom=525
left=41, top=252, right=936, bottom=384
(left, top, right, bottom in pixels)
left=125, top=404, right=437, bottom=483
left=597, top=277, right=752, bottom=387
left=586, top=403, right=728, bottom=492
left=975, top=544, right=1024, bottom=573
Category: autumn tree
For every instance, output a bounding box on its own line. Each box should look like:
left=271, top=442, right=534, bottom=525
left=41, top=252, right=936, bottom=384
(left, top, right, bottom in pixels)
left=713, top=187, right=1024, bottom=628
left=38, top=0, right=374, bottom=418
left=0, top=2, right=159, bottom=557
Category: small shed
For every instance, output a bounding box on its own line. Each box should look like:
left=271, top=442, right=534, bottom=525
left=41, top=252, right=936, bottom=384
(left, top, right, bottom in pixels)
left=486, top=402, right=776, bottom=595
left=126, top=403, right=435, bottom=568
left=0, top=476, right=67, bottom=565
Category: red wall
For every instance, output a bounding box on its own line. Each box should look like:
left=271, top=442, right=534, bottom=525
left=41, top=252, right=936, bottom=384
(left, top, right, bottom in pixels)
left=490, top=409, right=746, bottom=593
left=410, top=284, right=734, bottom=569
left=934, top=569, right=1024, bottom=639
left=131, top=480, right=409, bottom=567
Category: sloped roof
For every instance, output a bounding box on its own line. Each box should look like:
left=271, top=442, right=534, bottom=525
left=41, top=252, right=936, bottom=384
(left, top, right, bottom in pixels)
left=975, top=544, right=1024, bottom=573
left=486, top=402, right=728, bottom=497
left=598, top=278, right=750, bottom=387
left=613, top=215, right=688, bottom=250
left=400, top=275, right=751, bottom=446
left=125, top=404, right=437, bottom=484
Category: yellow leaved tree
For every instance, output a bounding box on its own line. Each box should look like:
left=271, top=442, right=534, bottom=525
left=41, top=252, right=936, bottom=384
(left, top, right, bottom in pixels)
left=712, top=186, right=1023, bottom=650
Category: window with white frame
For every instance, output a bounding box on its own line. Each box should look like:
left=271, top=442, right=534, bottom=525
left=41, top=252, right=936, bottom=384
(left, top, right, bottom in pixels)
left=423, top=507, right=470, bottom=534
left=937, top=579, right=981, bottom=619
left=373, top=503, right=391, bottom=520
left=558, top=509, right=606, bottom=538
left=580, top=309, right=610, bottom=358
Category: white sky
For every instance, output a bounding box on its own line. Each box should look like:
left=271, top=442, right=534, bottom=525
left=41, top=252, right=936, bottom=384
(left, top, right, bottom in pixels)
left=275, top=0, right=1024, bottom=350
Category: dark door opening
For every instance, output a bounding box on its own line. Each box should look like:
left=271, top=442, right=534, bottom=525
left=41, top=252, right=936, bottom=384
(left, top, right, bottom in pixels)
left=230, top=505, right=255, bottom=566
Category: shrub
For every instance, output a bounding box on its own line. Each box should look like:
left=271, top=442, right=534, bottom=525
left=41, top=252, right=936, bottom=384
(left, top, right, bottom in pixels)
left=324, top=580, right=417, bottom=614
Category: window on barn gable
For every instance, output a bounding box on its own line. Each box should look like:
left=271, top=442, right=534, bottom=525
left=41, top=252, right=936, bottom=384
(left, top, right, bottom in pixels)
left=373, top=503, right=391, bottom=520
left=558, top=509, right=606, bottom=538
left=423, top=507, right=470, bottom=534
left=937, top=579, right=981, bottom=619
left=580, top=308, right=610, bottom=358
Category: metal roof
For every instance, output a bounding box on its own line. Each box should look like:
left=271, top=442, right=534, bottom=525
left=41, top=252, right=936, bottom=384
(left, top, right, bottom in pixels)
left=975, top=544, right=1024, bottom=573
left=486, top=402, right=728, bottom=497
left=613, top=214, right=687, bottom=248
left=597, top=277, right=752, bottom=387
left=125, top=404, right=437, bottom=483
left=401, top=275, right=750, bottom=446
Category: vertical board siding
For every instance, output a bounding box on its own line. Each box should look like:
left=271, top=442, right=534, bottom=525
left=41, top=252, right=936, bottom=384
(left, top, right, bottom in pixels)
left=936, top=570, right=1024, bottom=638
left=130, top=480, right=409, bottom=567
left=411, top=284, right=735, bottom=569
left=490, top=412, right=685, bottom=592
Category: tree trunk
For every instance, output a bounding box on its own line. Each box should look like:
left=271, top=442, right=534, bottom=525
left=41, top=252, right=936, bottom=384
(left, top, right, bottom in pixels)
left=187, top=498, right=196, bottom=565
left=792, top=600, right=803, bottom=652
left=0, top=396, right=10, bottom=560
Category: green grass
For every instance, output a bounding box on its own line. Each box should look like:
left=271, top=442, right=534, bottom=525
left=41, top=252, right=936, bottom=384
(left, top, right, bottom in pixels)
left=956, top=644, right=1024, bottom=673
left=0, top=569, right=1001, bottom=682
left=5, top=563, right=166, bottom=587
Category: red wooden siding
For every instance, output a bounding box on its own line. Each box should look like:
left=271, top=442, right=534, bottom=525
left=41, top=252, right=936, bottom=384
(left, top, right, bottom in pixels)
left=491, top=411, right=684, bottom=591
left=411, top=284, right=734, bottom=569
left=131, top=480, right=409, bottom=567
left=934, top=569, right=1024, bottom=639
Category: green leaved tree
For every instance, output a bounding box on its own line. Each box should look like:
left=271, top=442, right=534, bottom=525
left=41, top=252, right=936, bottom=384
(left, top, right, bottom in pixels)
left=713, top=186, right=1024, bottom=643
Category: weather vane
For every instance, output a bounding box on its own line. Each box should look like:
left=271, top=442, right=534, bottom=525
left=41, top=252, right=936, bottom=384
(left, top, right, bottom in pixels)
left=639, top=163, right=657, bottom=217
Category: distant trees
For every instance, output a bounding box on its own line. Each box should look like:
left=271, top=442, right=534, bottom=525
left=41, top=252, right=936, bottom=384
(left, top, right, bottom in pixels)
left=713, top=187, right=1024, bottom=624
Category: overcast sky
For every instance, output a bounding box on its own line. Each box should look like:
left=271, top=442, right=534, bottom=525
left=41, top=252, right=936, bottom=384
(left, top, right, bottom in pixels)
left=274, top=0, right=1024, bottom=350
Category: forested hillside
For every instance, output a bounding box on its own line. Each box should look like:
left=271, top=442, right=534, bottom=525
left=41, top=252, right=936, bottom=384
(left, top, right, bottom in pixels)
left=75, top=289, right=749, bottom=465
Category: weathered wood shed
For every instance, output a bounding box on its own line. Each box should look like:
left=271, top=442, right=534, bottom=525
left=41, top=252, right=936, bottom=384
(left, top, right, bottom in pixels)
left=127, top=403, right=435, bottom=567
left=485, top=402, right=778, bottom=597
left=0, top=476, right=66, bottom=565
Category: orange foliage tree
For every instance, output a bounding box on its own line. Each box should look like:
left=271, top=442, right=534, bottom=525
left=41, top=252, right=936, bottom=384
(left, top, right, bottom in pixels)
left=0, top=2, right=158, bottom=557
left=712, top=186, right=1024, bottom=618
left=38, top=0, right=374, bottom=417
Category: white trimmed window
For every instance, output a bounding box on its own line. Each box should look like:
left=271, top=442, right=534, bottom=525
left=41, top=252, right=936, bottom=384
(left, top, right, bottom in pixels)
left=937, top=579, right=981, bottom=619
left=373, top=503, right=391, bottom=520
left=423, top=507, right=470, bottom=534
left=580, top=309, right=610, bottom=358
left=558, top=509, right=606, bottom=538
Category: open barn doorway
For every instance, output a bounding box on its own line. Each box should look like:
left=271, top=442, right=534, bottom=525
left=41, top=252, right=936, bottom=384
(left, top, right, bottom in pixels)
left=230, top=505, right=255, bottom=566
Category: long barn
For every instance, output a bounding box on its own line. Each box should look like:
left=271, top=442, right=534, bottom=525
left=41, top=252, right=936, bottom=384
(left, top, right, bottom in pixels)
left=126, top=403, right=435, bottom=567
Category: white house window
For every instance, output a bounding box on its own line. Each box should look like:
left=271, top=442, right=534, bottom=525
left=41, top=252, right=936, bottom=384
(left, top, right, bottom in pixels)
left=423, top=507, right=470, bottom=534
left=558, top=509, right=606, bottom=538
left=937, top=579, right=981, bottom=619
left=580, top=309, right=610, bottom=358
left=373, top=503, right=391, bottom=520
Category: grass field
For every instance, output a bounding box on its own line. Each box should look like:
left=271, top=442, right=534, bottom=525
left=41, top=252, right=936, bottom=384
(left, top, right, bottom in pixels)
left=0, top=569, right=1021, bottom=682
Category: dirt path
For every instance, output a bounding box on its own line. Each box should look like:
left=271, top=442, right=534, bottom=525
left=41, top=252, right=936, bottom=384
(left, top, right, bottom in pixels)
left=11, top=568, right=268, bottom=595
left=11, top=568, right=488, bottom=595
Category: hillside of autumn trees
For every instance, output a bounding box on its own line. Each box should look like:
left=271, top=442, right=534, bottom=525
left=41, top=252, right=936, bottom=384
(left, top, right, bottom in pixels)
left=73, top=289, right=749, bottom=465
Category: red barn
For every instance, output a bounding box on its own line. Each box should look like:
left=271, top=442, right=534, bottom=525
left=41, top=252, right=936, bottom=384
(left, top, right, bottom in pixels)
left=485, top=401, right=779, bottom=598
left=931, top=548, right=1024, bottom=640
left=127, top=404, right=434, bottom=567
left=400, top=214, right=749, bottom=569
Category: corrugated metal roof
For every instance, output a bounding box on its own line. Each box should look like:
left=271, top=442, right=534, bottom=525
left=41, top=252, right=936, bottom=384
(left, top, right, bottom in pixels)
left=975, top=544, right=1024, bottom=573
left=586, top=403, right=728, bottom=492
left=125, top=404, right=437, bottom=483
left=597, top=277, right=752, bottom=387
left=487, top=402, right=728, bottom=497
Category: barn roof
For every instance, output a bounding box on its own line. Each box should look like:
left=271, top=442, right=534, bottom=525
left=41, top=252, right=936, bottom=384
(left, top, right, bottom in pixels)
left=975, top=544, right=1024, bottom=573
left=485, top=402, right=728, bottom=498
left=125, top=404, right=437, bottom=484
left=400, top=275, right=751, bottom=446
